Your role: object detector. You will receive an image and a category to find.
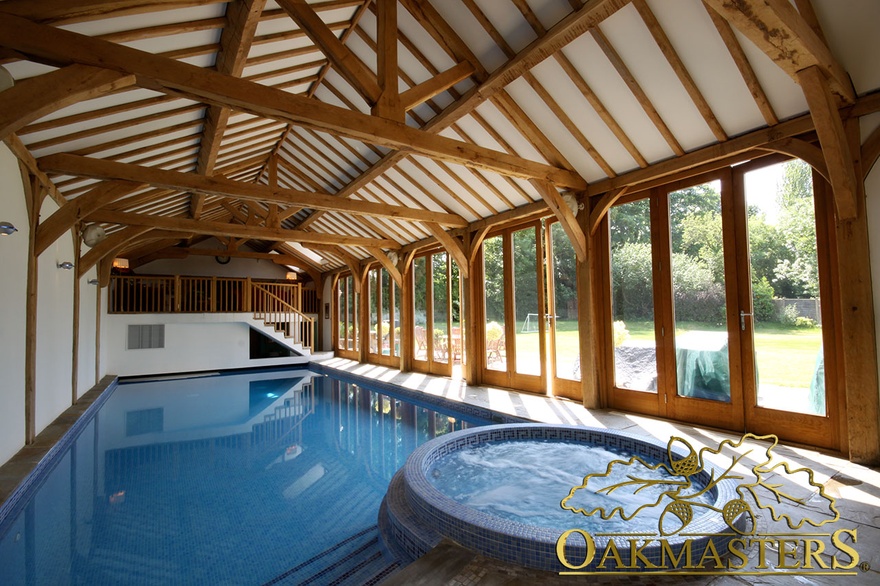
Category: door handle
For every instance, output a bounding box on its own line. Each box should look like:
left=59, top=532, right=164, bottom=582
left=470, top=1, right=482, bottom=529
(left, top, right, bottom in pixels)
left=740, top=310, right=752, bottom=331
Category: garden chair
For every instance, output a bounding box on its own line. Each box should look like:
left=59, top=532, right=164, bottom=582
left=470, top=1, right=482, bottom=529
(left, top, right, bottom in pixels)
left=414, top=326, right=428, bottom=359
left=486, top=336, right=505, bottom=364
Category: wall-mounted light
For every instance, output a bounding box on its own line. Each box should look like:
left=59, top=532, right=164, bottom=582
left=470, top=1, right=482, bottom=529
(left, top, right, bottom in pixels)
left=286, top=271, right=298, bottom=281
left=88, top=279, right=100, bottom=285
left=561, top=191, right=585, bottom=215
left=82, top=224, right=107, bottom=247
left=112, top=258, right=129, bottom=269
left=0, top=221, right=17, bottom=236
left=58, top=261, right=75, bottom=270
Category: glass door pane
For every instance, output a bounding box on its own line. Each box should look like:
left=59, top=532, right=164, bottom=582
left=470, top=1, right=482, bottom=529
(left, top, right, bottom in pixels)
left=609, top=199, right=657, bottom=392
left=368, top=269, right=379, bottom=354
left=669, top=180, right=731, bottom=402
left=513, top=226, right=541, bottom=376
left=744, top=160, right=825, bottom=415
left=413, top=256, right=427, bottom=362
left=483, top=235, right=507, bottom=371
left=343, top=275, right=358, bottom=352
left=432, top=253, right=449, bottom=364
left=380, top=269, right=391, bottom=356
left=451, top=260, right=462, bottom=365
left=549, top=222, right=580, bottom=381
left=392, top=280, right=401, bottom=358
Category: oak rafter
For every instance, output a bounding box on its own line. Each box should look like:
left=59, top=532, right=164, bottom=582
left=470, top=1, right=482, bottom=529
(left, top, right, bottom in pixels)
left=86, top=208, right=401, bottom=248
left=38, top=153, right=469, bottom=227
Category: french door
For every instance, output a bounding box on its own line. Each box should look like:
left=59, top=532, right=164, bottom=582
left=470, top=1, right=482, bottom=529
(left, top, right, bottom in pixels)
left=477, top=220, right=582, bottom=398
left=412, top=250, right=460, bottom=377
left=366, top=266, right=401, bottom=367
left=606, top=158, right=838, bottom=450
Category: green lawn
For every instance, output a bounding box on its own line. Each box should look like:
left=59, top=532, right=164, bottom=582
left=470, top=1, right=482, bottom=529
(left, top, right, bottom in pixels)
left=505, top=319, right=822, bottom=389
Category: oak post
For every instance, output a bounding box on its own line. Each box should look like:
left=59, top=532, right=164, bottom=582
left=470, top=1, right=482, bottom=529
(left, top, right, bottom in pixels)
left=24, top=174, right=40, bottom=444
left=400, top=260, right=414, bottom=373
left=576, top=207, right=599, bottom=408
left=833, top=121, right=880, bottom=463
left=358, top=268, right=369, bottom=364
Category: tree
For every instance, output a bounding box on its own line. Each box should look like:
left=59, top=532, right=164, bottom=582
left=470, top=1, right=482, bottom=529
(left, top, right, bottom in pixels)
left=482, top=235, right=505, bottom=322
left=772, top=160, right=819, bottom=298
left=550, top=222, right=578, bottom=318
left=678, top=211, right=724, bottom=284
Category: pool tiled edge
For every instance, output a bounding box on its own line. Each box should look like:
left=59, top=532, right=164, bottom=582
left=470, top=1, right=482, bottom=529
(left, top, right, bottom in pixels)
left=310, top=361, right=530, bottom=425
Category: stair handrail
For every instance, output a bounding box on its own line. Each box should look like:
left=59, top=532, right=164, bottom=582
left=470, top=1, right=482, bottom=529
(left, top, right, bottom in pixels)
left=251, top=282, right=315, bottom=350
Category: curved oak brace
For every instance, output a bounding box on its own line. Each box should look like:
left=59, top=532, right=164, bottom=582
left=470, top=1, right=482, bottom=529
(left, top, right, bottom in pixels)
left=588, top=186, right=629, bottom=236
left=308, top=244, right=366, bottom=293
left=798, top=66, right=858, bottom=220
left=467, top=226, right=491, bottom=265
left=0, top=64, right=135, bottom=142
left=757, top=137, right=829, bottom=183
left=424, top=223, right=469, bottom=279
left=862, top=124, right=880, bottom=180
left=532, top=179, right=586, bottom=262
left=366, top=246, right=403, bottom=287
left=401, top=249, right=418, bottom=276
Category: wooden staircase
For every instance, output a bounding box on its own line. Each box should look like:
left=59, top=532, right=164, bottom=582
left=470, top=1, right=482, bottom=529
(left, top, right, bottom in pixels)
left=251, top=282, right=315, bottom=352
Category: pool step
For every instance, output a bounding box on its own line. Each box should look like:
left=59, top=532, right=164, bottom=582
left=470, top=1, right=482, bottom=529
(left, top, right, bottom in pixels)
left=378, top=469, right=442, bottom=564
left=263, top=525, right=401, bottom=586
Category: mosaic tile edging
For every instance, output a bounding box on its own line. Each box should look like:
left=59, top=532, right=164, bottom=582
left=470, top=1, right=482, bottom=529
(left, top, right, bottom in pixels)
left=379, top=469, right=446, bottom=565
left=0, top=378, right=120, bottom=539
left=400, top=423, right=740, bottom=573
left=309, top=362, right=529, bottom=425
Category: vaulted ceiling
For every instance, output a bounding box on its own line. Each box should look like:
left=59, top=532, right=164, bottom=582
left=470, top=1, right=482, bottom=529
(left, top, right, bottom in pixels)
left=1, top=0, right=879, bottom=280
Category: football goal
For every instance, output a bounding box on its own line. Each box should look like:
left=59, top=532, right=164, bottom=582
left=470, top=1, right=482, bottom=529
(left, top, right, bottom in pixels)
left=521, top=314, right=558, bottom=333
left=521, top=313, right=541, bottom=333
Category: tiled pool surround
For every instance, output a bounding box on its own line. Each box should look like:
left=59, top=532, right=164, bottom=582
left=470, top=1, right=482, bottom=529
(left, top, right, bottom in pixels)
left=387, top=424, right=742, bottom=573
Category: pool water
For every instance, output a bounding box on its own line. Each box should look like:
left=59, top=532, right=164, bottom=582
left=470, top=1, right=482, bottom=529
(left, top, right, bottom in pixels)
left=428, top=439, right=714, bottom=533
left=0, top=369, right=489, bottom=585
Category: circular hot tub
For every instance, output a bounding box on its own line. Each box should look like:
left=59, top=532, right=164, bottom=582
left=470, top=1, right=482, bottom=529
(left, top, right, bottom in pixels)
left=380, top=424, right=742, bottom=572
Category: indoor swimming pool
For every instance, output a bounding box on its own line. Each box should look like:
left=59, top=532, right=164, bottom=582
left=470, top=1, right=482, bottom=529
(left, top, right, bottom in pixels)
left=0, top=367, right=499, bottom=585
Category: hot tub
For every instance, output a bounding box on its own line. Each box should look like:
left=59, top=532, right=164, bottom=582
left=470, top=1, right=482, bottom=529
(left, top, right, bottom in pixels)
left=379, top=424, right=742, bottom=572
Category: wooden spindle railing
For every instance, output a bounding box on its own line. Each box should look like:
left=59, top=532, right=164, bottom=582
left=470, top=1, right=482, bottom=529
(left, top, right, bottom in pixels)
left=108, top=275, right=317, bottom=318
left=251, top=283, right=315, bottom=351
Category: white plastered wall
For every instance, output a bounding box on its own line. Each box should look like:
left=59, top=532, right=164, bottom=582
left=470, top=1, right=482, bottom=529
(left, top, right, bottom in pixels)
left=34, top=198, right=75, bottom=433
left=103, top=312, right=309, bottom=377
left=0, top=143, right=102, bottom=465
left=77, top=267, right=99, bottom=398
left=0, top=143, right=29, bottom=464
